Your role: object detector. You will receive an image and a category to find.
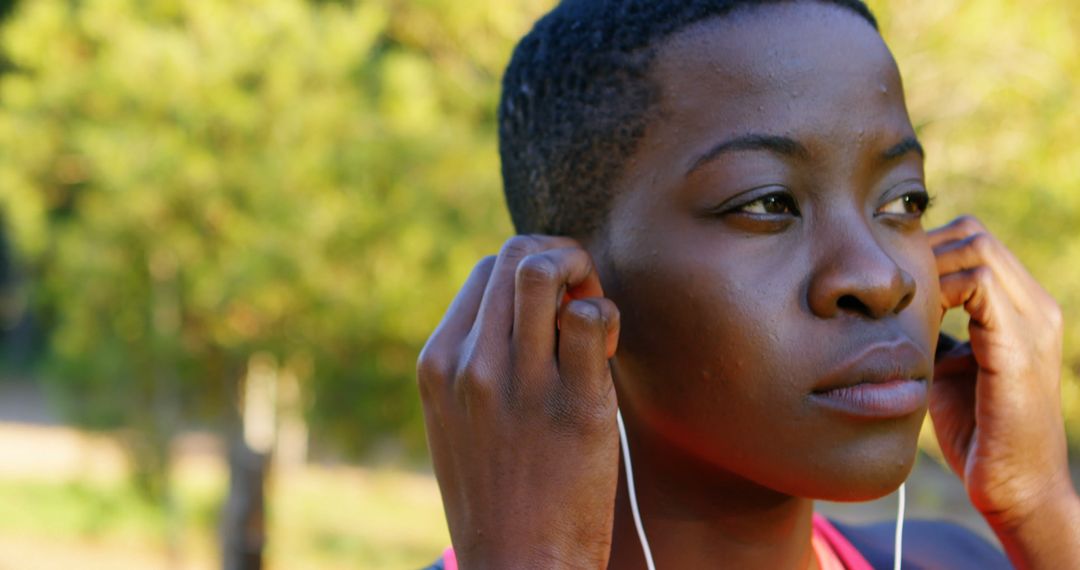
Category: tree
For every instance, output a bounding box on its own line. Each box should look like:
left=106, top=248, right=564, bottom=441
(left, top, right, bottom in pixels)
left=0, top=0, right=543, bottom=564
left=868, top=0, right=1080, bottom=443
left=1, top=0, right=1078, bottom=565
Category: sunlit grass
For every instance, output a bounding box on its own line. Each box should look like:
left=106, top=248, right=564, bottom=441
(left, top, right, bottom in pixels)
left=267, top=466, right=449, bottom=569
left=0, top=463, right=449, bottom=569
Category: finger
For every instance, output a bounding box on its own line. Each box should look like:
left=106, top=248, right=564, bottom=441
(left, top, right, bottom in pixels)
left=426, top=256, right=497, bottom=353
left=927, top=215, right=985, bottom=249
left=603, top=302, right=620, bottom=360
left=557, top=298, right=620, bottom=400
left=927, top=353, right=977, bottom=478
left=927, top=215, right=1024, bottom=281
left=557, top=268, right=605, bottom=320
left=512, top=247, right=602, bottom=376
left=418, top=257, right=497, bottom=407
left=420, top=389, right=457, bottom=497
left=472, top=235, right=579, bottom=346
left=938, top=266, right=1008, bottom=330
left=932, top=225, right=1034, bottom=286
left=933, top=232, right=1031, bottom=307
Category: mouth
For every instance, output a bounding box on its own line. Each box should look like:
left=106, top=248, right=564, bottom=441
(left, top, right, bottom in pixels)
left=808, top=339, right=929, bottom=420
left=809, top=378, right=927, bottom=419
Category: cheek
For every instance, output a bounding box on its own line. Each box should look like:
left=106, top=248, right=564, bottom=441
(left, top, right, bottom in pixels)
left=611, top=253, right=755, bottom=386
left=605, top=247, right=795, bottom=443
left=900, top=237, right=942, bottom=339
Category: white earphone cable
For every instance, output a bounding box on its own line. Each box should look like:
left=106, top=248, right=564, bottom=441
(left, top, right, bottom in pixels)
left=618, top=406, right=907, bottom=570
left=894, top=481, right=906, bottom=570
left=616, top=409, right=656, bottom=570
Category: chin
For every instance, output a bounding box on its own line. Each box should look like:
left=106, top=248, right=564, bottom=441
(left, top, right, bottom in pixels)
left=813, top=464, right=915, bottom=502
left=800, top=427, right=922, bottom=502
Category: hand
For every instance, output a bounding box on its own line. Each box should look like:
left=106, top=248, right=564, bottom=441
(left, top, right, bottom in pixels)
left=417, top=235, right=621, bottom=569
left=928, top=216, right=1076, bottom=536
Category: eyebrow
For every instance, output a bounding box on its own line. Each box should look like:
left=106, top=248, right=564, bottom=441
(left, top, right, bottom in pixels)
left=881, top=136, right=925, bottom=161
left=687, top=133, right=926, bottom=176
left=687, top=133, right=809, bottom=175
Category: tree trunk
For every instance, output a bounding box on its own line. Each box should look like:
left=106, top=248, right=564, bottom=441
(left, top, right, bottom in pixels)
left=221, top=439, right=268, bottom=570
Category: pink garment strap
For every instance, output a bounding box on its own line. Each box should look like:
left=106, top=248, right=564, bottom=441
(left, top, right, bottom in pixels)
left=812, top=528, right=847, bottom=570
left=812, top=513, right=874, bottom=570
left=440, top=516, right=869, bottom=570
left=441, top=545, right=458, bottom=570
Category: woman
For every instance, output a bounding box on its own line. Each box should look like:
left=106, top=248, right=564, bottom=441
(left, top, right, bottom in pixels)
left=418, top=1, right=1079, bottom=567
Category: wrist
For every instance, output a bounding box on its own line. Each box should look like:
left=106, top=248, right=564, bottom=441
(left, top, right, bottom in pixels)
left=981, top=472, right=1077, bottom=533
left=459, top=537, right=610, bottom=570
left=983, top=477, right=1080, bottom=570
left=467, top=549, right=607, bottom=570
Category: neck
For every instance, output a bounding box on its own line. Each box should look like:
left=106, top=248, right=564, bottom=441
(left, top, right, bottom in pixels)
left=607, top=412, right=819, bottom=570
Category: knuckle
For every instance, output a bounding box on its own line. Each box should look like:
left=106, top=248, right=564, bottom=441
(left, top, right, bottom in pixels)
left=455, top=358, right=499, bottom=404
left=417, top=342, right=449, bottom=377
left=595, top=298, right=619, bottom=321
left=569, top=299, right=603, bottom=322
left=476, top=255, right=497, bottom=272
left=1046, top=300, right=1064, bottom=331
left=970, top=265, right=993, bottom=286
left=545, top=389, right=615, bottom=435
left=572, top=247, right=595, bottom=273
left=954, top=215, right=984, bottom=235
left=500, top=234, right=543, bottom=261
left=578, top=388, right=618, bottom=429
left=562, top=300, right=606, bottom=332
left=416, top=347, right=452, bottom=400
left=516, top=253, right=560, bottom=287
left=416, top=347, right=449, bottom=382
left=968, top=232, right=993, bottom=257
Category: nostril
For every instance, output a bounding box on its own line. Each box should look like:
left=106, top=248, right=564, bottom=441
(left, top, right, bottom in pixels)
left=837, top=294, right=867, bottom=315
left=894, top=292, right=914, bottom=314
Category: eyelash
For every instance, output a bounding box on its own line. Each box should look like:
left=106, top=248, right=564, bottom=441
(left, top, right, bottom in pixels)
left=726, top=189, right=934, bottom=218
left=879, top=191, right=934, bottom=216
left=733, top=192, right=801, bottom=216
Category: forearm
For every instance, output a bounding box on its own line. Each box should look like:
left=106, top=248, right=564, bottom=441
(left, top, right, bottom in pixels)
left=988, top=480, right=1080, bottom=570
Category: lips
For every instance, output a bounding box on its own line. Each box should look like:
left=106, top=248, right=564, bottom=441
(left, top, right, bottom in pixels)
left=809, top=338, right=930, bottom=419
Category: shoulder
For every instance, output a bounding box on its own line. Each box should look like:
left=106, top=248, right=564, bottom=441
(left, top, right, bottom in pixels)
left=831, top=518, right=1013, bottom=570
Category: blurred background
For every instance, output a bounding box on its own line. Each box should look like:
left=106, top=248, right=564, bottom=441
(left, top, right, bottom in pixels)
left=0, top=0, right=1075, bottom=568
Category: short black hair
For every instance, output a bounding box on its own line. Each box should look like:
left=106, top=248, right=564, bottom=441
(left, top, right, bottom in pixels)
left=498, top=0, right=878, bottom=238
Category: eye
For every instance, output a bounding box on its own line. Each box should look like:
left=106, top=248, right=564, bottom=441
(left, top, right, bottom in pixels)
left=736, top=193, right=800, bottom=216
left=877, top=190, right=931, bottom=216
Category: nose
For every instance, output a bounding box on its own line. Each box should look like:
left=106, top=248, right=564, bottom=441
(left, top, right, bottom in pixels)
left=806, top=223, right=916, bottom=320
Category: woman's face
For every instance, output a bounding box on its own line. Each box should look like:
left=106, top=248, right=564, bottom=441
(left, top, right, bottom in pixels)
left=594, top=3, right=941, bottom=501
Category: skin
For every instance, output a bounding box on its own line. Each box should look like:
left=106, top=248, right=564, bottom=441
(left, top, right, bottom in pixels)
left=417, top=3, right=1080, bottom=569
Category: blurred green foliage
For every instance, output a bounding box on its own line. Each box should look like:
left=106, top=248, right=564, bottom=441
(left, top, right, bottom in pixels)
left=0, top=0, right=1077, bottom=491
left=868, top=0, right=1080, bottom=441
left=0, top=0, right=546, bottom=477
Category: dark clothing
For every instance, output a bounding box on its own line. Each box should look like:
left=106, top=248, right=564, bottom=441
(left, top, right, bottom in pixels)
left=422, top=518, right=1012, bottom=569
left=835, top=518, right=1012, bottom=569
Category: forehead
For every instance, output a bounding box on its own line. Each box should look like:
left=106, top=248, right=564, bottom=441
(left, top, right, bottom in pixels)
left=648, top=3, right=909, bottom=163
